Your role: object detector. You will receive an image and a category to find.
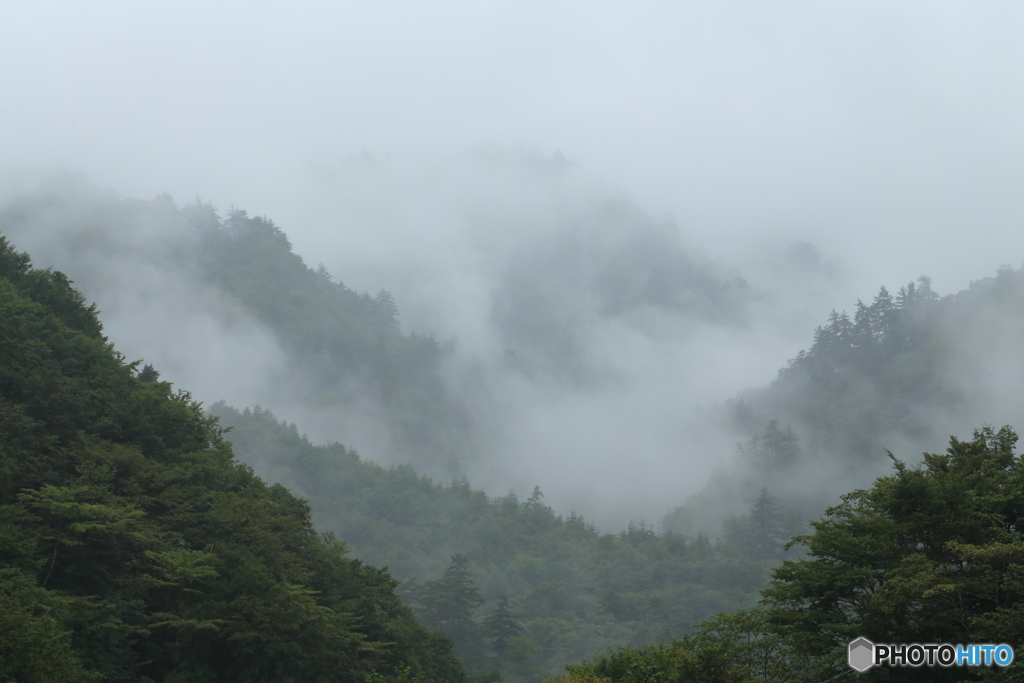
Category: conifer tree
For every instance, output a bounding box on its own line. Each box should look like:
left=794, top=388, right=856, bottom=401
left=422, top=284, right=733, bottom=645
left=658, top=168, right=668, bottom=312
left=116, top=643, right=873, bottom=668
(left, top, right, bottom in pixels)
left=483, top=597, right=524, bottom=658
left=413, top=555, right=486, bottom=669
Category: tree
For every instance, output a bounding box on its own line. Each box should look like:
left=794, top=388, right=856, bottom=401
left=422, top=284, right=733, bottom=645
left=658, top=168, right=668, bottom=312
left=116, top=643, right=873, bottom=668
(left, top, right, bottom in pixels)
left=745, top=489, right=781, bottom=559
left=718, top=489, right=804, bottom=562
left=762, top=426, right=1024, bottom=681
left=690, top=608, right=836, bottom=683
left=483, top=597, right=524, bottom=658
left=562, top=639, right=755, bottom=683
left=737, top=421, right=801, bottom=481
left=0, top=233, right=466, bottom=683
left=870, top=285, right=897, bottom=344
left=135, top=363, right=160, bottom=383
left=0, top=570, right=100, bottom=683
left=412, top=555, right=486, bottom=668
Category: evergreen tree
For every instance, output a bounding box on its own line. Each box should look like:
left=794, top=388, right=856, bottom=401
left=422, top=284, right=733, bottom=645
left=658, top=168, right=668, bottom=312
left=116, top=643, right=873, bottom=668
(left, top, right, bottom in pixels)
left=0, top=233, right=466, bottom=683
left=746, top=488, right=782, bottom=561
left=413, top=555, right=486, bottom=669
left=763, top=426, right=1024, bottom=681
left=737, top=420, right=800, bottom=481
left=850, top=298, right=875, bottom=369
left=483, top=597, right=524, bottom=658
left=135, top=363, right=160, bottom=382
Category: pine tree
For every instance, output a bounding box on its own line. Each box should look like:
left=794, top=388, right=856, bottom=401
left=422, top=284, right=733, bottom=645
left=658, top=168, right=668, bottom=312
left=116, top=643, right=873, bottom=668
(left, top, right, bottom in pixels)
left=870, top=285, right=897, bottom=348
left=483, top=597, right=524, bottom=658
left=842, top=298, right=874, bottom=373
left=747, top=488, right=783, bottom=561
left=135, top=363, right=160, bottom=383
left=738, top=420, right=801, bottom=481
left=412, top=555, right=485, bottom=669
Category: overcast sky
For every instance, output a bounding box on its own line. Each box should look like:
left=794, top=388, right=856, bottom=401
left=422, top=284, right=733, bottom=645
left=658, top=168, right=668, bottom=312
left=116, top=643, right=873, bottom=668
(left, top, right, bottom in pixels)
left=3, top=1, right=1023, bottom=294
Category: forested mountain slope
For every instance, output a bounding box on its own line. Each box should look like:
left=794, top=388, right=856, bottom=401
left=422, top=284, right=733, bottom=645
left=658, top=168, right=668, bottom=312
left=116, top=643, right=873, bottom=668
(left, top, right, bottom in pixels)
left=560, top=426, right=1024, bottom=682
left=667, top=265, right=1024, bottom=541
left=9, top=186, right=1024, bottom=681
left=185, top=203, right=475, bottom=474
left=0, top=192, right=473, bottom=476
left=0, top=234, right=463, bottom=683
left=0, top=188, right=756, bottom=480
left=209, top=402, right=781, bottom=682
left=735, top=267, right=1024, bottom=462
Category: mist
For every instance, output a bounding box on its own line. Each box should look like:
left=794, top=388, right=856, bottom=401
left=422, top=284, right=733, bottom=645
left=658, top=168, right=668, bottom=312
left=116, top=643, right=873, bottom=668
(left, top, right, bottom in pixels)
left=2, top=2, right=1024, bottom=531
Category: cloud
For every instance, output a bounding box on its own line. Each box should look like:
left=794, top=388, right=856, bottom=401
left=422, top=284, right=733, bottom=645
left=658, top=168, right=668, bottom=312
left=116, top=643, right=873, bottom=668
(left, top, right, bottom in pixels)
left=2, top=2, right=1023, bottom=529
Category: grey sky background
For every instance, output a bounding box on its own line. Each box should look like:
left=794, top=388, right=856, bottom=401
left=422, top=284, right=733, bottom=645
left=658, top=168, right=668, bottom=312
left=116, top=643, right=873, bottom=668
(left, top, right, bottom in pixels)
left=3, top=2, right=1022, bottom=294
left=2, top=2, right=1024, bottom=527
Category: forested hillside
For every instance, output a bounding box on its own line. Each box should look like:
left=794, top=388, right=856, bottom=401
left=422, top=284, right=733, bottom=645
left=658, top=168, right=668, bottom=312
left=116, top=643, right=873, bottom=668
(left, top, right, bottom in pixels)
left=6, top=187, right=1024, bottom=682
left=666, top=265, right=1024, bottom=540
left=192, top=203, right=1024, bottom=679
left=558, top=426, right=1024, bottom=682
left=0, top=234, right=463, bottom=682
left=0, top=192, right=474, bottom=476
left=184, top=202, right=477, bottom=474
left=734, top=267, right=1024, bottom=462
left=210, top=402, right=786, bottom=681
left=0, top=189, right=757, bottom=481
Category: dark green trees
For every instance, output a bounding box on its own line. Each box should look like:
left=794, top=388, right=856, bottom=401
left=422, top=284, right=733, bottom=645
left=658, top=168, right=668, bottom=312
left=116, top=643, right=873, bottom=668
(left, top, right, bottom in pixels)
left=742, top=276, right=951, bottom=465
left=556, top=426, right=1024, bottom=682
left=186, top=203, right=472, bottom=477
left=213, top=401, right=772, bottom=680
left=762, top=425, right=1024, bottom=680
left=412, top=555, right=486, bottom=669
left=0, top=234, right=464, bottom=682
left=484, top=597, right=524, bottom=658
left=719, top=489, right=797, bottom=562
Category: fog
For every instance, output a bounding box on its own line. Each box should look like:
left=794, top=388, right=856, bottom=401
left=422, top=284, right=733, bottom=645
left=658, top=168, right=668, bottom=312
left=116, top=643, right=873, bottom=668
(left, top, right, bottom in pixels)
left=2, top=2, right=1024, bottom=530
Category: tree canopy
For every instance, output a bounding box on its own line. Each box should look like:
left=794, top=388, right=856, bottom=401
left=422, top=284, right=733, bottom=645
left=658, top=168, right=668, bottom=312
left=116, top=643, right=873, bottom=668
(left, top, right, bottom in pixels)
left=0, top=233, right=464, bottom=682
left=762, top=425, right=1024, bottom=681
left=563, top=426, right=1024, bottom=682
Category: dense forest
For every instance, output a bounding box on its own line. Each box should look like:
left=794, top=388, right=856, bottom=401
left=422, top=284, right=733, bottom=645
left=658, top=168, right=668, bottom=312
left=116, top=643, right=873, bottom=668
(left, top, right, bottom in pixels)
left=4, top=189, right=1024, bottom=682
left=666, top=264, right=1024, bottom=542
left=557, top=426, right=1024, bottom=682
left=209, top=402, right=787, bottom=680
left=183, top=201, right=476, bottom=476
left=0, top=235, right=463, bottom=682
left=733, top=266, right=1024, bottom=463
left=202, top=228, right=1024, bottom=680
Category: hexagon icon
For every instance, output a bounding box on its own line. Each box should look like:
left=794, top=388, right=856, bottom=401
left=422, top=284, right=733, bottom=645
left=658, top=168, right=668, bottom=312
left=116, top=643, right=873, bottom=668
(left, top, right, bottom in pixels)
left=848, top=637, right=874, bottom=672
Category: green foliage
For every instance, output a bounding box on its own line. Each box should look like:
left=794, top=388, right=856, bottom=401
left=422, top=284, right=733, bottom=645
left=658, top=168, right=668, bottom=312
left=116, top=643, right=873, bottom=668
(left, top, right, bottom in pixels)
left=733, top=271, right=1024, bottom=470
left=752, top=277, right=949, bottom=461
left=136, top=364, right=160, bottom=383
left=717, top=490, right=801, bottom=563
left=663, top=423, right=811, bottom=556
left=565, top=427, right=1024, bottom=682
left=761, top=425, right=1024, bottom=680
left=0, top=233, right=465, bottom=683
left=563, top=638, right=754, bottom=683
left=185, top=203, right=472, bottom=475
left=736, top=422, right=800, bottom=481
left=0, top=570, right=100, bottom=683
left=678, top=268, right=1024, bottom=562
left=484, top=597, right=525, bottom=658
left=211, top=403, right=773, bottom=681
left=411, top=555, right=488, bottom=671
